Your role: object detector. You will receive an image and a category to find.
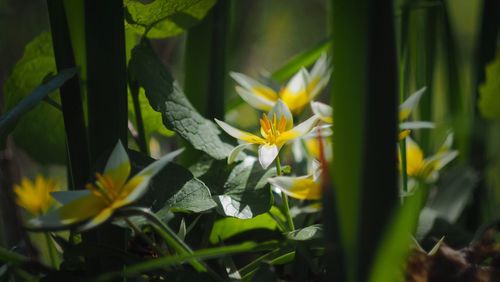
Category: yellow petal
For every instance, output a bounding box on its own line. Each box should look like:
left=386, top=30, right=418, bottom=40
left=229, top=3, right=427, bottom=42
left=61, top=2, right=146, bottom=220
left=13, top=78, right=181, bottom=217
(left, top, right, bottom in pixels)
left=77, top=207, right=115, bottom=231
left=58, top=195, right=107, bottom=225
left=269, top=175, right=321, bottom=200
left=277, top=115, right=319, bottom=145
left=404, top=137, right=424, bottom=177
left=104, top=141, right=131, bottom=190
left=399, top=129, right=411, bottom=141
left=280, top=69, right=310, bottom=114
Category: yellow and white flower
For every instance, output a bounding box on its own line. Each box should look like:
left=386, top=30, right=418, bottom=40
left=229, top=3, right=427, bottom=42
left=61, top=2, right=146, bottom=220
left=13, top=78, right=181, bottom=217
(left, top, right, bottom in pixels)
left=215, top=100, right=319, bottom=169
left=310, top=101, right=333, bottom=124
left=30, top=141, right=183, bottom=231
left=402, top=133, right=458, bottom=182
left=230, top=54, right=331, bottom=115
left=268, top=160, right=322, bottom=200
left=14, top=175, right=58, bottom=216
left=399, top=87, right=434, bottom=138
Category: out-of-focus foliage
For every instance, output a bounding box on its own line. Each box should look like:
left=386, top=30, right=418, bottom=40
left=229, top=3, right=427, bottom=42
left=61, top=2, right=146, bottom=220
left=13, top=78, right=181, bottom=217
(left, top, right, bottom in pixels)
left=3, top=32, right=65, bottom=164
left=479, top=52, right=500, bottom=120
left=124, top=0, right=217, bottom=38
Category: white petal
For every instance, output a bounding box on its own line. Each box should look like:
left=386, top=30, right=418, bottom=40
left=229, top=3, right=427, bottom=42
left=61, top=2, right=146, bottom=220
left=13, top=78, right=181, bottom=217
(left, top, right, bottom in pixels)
left=399, top=121, right=435, bottom=130
left=438, top=132, right=454, bottom=153
left=311, top=160, right=322, bottom=181
left=258, top=144, right=279, bottom=169
left=121, top=148, right=184, bottom=205
left=51, top=190, right=91, bottom=205
left=285, top=68, right=308, bottom=94
left=228, top=143, right=251, bottom=164
left=278, top=115, right=320, bottom=144
left=309, top=53, right=330, bottom=79
left=230, top=72, right=273, bottom=93
left=304, top=124, right=333, bottom=139
left=268, top=99, right=293, bottom=130
left=214, top=119, right=264, bottom=144
left=104, top=140, right=131, bottom=187
left=235, top=86, right=274, bottom=111
left=311, top=101, right=333, bottom=123
left=399, top=87, right=426, bottom=120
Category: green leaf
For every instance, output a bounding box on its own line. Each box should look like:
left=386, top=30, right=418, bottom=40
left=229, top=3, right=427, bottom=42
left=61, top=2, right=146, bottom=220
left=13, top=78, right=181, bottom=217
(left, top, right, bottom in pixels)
left=165, top=178, right=217, bottom=213
left=129, top=40, right=233, bottom=160
left=209, top=206, right=284, bottom=244
left=3, top=32, right=66, bottom=164
left=214, top=157, right=276, bottom=219
left=0, top=68, right=76, bottom=142
left=369, top=189, right=425, bottom=282
left=479, top=52, right=500, bottom=120
left=286, top=224, right=323, bottom=242
left=128, top=88, right=174, bottom=139
left=271, top=38, right=332, bottom=83
left=417, top=166, right=478, bottom=238
left=124, top=0, right=217, bottom=38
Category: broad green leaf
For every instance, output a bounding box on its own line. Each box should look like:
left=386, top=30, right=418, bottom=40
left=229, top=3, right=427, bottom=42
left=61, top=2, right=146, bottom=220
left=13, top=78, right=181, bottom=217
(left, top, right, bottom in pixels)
left=479, top=52, right=500, bottom=120
left=3, top=32, right=66, bottom=163
left=129, top=40, right=233, bottom=160
left=286, top=224, right=323, bottom=242
left=209, top=206, right=284, bottom=244
left=128, top=88, right=174, bottom=139
left=164, top=178, right=217, bottom=213
left=0, top=68, right=76, bottom=141
left=417, top=166, right=478, bottom=239
left=124, top=0, right=217, bottom=38
left=214, top=157, right=276, bottom=219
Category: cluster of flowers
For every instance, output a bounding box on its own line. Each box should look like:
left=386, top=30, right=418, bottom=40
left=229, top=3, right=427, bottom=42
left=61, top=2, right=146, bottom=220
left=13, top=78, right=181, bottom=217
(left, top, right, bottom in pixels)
left=216, top=54, right=333, bottom=200
left=13, top=54, right=458, bottom=229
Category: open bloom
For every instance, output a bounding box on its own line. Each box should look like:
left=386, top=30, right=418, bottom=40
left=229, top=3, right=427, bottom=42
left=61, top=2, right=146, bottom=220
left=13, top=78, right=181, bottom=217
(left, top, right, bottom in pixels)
left=30, top=141, right=183, bottom=231
left=215, top=100, right=319, bottom=169
left=268, top=160, right=322, bottom=200
left=402, top=133, right=458, bottom=182
left=399, top=87, right=434, bottom=140
left=230, top=53, right=331, bottom=115
left=14, top=175, right=58, bottom=215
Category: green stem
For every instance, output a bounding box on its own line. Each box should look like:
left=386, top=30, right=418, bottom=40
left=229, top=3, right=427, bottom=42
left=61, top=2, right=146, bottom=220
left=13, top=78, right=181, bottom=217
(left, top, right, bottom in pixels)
left=275, top=155, right=295, bottom=231
left=94, top=241, right=279, bottom=282
left=44, top=232, right=57, bottom=268
left=129, top=77, right=148, bottom=154
left=120, top=207, right=223, bottom=281
left=125, top=218, right=165, bottom=256
left=239, top=248, right=282, bottom=276
left=400, top=138, right=408, bottom=196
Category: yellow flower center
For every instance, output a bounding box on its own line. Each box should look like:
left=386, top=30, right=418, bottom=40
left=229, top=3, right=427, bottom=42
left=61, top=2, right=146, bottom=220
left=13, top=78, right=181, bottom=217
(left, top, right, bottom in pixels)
left=259, top=113, right=287, bottom=145
left=86, top=173, right=120, bottom=205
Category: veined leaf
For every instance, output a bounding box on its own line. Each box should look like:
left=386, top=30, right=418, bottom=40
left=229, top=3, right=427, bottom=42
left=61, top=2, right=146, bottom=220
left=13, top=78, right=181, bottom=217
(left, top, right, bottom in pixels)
left=165, top=178, right=217, bottom=213
left=129, top=40, right=233, bottom=160
left=214, top=157, right=276, bottom=219
left=287, top=224, right=323, bottom=242
left=124, top=0, right=217, bottom=38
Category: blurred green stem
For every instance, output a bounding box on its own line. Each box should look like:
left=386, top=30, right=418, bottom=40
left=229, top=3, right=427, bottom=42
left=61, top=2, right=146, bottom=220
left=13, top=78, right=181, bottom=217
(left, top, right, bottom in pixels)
left=44, top=232, right=57, bottom=268
left=275, top=155, right=295, bottom=231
